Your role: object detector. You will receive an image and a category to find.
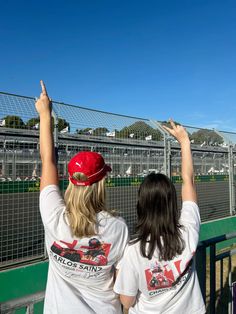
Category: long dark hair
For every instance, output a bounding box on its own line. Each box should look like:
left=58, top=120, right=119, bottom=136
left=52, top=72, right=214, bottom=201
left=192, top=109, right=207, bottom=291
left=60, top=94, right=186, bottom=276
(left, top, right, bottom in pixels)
left=134, top=173, right=185, bottom=261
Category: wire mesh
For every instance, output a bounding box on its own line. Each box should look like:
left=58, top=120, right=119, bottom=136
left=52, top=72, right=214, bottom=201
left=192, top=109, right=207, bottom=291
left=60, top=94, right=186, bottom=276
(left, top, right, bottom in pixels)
left=52, top=101, right=164, bottom=143
left=171, top=147, right=230, bottom=221
left=0, top=136, right=44, bottom=267
left=0, top=92, right=236, bottom=268
left=217, top=130, right=236, bottom=146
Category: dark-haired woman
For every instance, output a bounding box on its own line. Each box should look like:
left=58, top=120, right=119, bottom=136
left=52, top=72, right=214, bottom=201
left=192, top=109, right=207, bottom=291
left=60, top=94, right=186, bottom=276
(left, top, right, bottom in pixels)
left=114, top=120, right=205, bottom=314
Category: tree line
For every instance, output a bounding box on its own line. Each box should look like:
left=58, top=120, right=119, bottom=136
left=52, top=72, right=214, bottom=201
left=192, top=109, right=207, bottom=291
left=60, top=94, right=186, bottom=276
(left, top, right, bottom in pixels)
left=0, top=116, right=223, bottom=145
left=0, top=115, right=69, bottom=132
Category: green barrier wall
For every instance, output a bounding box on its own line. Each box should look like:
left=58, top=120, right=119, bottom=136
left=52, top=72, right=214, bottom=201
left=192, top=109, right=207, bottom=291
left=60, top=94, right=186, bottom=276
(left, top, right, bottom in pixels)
left=1, top=212, right=236, bottom=313
left=0, top=261, right=48, bottom=313
left=0, top=175, right=231, bottom=193
left=200, top=216, right=236, bottom=250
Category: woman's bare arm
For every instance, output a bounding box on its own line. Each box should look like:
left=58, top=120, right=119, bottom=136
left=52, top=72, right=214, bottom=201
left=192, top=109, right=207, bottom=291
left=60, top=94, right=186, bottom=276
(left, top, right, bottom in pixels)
left=119, top=294, right=136, bottom=310
left=35, top=81, right=58, bottom=191
left=163, top=120, right=197, bottom=203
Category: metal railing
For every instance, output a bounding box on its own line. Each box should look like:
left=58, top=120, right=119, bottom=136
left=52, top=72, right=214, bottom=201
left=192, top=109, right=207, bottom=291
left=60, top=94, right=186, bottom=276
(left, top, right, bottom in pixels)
left=196, top=232, right=236, bottom=314
left=0, top=291, right=45, bottom=314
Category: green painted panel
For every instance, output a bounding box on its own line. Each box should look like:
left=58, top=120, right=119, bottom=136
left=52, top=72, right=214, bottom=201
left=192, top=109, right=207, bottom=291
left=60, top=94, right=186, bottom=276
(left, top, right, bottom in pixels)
left=34, top=301, right=44, bottom=314
left=172, top=174, right=229, bottom=183
left=0, top=261, right=48, bottom=302
left=0, top=180, right=41, bottom=194
left=200, top=216, right=236, bottom=249
left=15, top=309, right=25, bottom=314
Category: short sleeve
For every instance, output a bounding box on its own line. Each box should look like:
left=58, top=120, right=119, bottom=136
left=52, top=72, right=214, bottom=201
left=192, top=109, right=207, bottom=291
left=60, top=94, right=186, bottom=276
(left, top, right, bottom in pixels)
left=114, top=246, right=139, bottom=297
left=40, top=185, right=66, bottom=225
left=113, top=220, right=129, bottom=268
left=180, top=201, right=201, bottom=230
left=180, top=201, right=201, bottom=253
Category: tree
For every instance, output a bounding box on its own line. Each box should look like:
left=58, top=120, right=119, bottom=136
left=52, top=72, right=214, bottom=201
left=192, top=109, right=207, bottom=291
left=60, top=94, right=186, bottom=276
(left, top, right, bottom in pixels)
left=76, top=127, right=111, bottom=136
left=3, top=115, right=25, bottom=129
left=93, top=127, right=109, bottom=136
left=76, top=127, right=93, bottom=135
left=57, top=118, right=70, bottom=132
left=26, top=117, right=40, bottom=129
left=26, top=117, right=70, bottom=132
left=190, top=129, right=223, bottom=146
left=116, top=121, right=162, bottom=141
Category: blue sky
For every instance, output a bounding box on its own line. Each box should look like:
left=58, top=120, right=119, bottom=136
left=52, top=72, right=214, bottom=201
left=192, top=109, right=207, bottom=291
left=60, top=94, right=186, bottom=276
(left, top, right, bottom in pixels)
left=0, top=0, right=236, bottom=131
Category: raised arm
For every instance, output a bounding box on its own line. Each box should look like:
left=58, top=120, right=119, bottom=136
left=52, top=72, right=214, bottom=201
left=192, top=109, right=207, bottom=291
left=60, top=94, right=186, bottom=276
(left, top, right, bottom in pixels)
left=162, top=120, right=197, bottom=203
left=35, top=80, right=58, bottom=191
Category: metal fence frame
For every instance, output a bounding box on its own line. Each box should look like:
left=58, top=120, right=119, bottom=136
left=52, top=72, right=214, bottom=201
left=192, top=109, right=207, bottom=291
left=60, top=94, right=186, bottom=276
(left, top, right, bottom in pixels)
left=0, top=291, right=45, bottom=314
left=196, top=232, right=236, bottom=314
left=0, top=91, right=236, bottom=269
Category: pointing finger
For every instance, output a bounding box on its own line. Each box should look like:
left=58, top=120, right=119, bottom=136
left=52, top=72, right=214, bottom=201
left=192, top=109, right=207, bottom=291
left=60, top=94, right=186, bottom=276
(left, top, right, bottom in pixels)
left=40, top=80, right=47, bottom=95
left=169, top=119, right=176, bottom=129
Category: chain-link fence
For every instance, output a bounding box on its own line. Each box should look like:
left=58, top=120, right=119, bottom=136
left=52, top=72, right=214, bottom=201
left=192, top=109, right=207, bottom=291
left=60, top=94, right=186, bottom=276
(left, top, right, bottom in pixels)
left=0, top=92, right=235, bottom=268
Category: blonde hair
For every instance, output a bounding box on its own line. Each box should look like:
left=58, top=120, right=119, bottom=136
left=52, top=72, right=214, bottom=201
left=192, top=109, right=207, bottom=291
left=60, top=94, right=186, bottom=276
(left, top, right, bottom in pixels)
left=64, top=172, right=107, bottom=237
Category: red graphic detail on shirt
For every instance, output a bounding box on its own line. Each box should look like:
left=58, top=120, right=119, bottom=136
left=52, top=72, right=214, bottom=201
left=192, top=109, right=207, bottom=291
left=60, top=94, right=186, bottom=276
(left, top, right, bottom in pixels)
left=60, top=240, right=78, bottom=249
left=174, top=260, right=181, bottom=275
left=51, top=238, right=111, bottom=266
left=145, top=255, right=194, bottom=292
left=145, top=262, right=175, bottom=291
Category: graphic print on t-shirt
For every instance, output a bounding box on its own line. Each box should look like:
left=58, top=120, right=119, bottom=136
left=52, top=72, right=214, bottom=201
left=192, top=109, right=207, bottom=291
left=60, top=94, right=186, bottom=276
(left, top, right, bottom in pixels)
left=145, top=258, right=193, bottom=297
left=51, top=238, right=111, bottom=266
left=145, top=262, right=175, bottom=292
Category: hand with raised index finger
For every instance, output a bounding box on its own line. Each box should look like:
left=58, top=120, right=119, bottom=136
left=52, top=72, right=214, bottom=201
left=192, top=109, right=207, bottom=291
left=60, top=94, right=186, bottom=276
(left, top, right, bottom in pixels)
left=35, top=80, right=52, bottom=115
left=162, top=119, right=190, bottom=145
left=40, top=80, right=48, bottom=96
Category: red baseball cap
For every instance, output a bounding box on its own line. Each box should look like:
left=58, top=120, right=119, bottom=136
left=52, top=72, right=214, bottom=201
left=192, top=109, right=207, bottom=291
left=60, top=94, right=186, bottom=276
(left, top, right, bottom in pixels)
left=68, top=151, right=112, bottom=186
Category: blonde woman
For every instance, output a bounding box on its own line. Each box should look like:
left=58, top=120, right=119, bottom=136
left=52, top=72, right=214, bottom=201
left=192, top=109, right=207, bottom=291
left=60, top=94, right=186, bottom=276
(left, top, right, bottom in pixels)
left=36, top=81, right=129, bottom=314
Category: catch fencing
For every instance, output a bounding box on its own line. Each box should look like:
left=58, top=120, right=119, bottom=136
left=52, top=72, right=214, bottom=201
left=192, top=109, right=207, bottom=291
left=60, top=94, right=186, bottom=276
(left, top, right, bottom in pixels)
left=0, top=91, right=236, bottom=268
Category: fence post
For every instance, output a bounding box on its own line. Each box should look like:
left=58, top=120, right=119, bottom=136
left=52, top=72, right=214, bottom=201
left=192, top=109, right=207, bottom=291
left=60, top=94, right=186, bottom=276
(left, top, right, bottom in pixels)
left=166, top=138, right=171, bottom=178
left=210, top=244, right=216, bottom=314
left=196, top=244, right=206, bottom=303
left=2, top=139, right=6, bottom=176
left=12, top=148, right=16, bottom=181
left=163, top=136, right=168, bottom=175
left=228, top=255, right=232, bottom=314
left=228, top=143, right=235, bottom=216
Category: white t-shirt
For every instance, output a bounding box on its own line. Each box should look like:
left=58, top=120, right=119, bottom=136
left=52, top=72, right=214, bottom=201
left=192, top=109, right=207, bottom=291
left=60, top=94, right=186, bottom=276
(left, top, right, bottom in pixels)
left=114, top=201, right=206, bottom=314
left=40, top=185, right=129, bottom=314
